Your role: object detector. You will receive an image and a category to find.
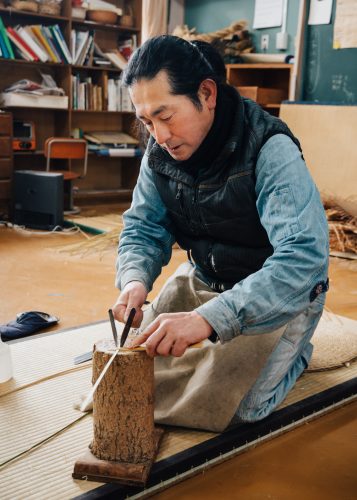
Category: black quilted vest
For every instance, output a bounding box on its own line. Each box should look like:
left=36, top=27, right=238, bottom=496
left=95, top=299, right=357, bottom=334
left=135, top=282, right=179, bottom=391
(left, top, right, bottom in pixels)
left=147, top=87, right=302, bottom=289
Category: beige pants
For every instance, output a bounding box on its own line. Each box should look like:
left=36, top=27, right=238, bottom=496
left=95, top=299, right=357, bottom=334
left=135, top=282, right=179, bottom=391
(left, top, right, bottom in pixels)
left=143, top=263, right=284, bottom=432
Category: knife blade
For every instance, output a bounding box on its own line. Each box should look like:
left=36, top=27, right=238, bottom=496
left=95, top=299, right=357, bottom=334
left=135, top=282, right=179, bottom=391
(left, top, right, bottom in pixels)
left=120, top=307, right=136, bottom=348
left=74, top=351, right=92, bottom=365
left=108, top=308, right=118, bottom=347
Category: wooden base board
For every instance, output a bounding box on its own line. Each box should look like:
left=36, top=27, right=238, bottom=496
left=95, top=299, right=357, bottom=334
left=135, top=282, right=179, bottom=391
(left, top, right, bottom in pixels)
left=72, top=427, right=164, bottom=486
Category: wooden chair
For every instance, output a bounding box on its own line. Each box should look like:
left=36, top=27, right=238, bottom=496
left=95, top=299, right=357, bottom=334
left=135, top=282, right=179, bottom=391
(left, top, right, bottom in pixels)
left=44, top=137, right=88, bottom=214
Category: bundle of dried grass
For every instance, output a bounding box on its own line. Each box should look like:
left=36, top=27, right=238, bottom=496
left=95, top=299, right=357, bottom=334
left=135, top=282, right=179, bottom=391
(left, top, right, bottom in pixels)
left=59, top=226, right=123, bottom=259
left=325, top=201, right=357, bottom=255
left=172, top=21, right=254, bottom=62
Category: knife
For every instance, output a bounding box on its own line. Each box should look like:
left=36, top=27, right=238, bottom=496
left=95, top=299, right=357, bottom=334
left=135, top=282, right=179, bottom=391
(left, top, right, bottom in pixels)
left=120, top=307, right=136, bottom=348
left=108, top=308, right=118, bottom=347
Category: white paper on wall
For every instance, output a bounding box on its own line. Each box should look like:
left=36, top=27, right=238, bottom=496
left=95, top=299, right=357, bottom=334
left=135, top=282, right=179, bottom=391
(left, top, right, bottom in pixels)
left=333, top=0, right=357, bottom=49
left=253, top=0, right=283, bottom=29
left=308, top=0, right=333, bottom=25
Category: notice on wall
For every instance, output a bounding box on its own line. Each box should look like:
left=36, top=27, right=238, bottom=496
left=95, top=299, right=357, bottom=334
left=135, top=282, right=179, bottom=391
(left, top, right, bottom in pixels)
left=253, top=0, right=283, bottom=29
left=308, top=0, right=333, bottom=25
left=333, top=0, right=357, bottom=49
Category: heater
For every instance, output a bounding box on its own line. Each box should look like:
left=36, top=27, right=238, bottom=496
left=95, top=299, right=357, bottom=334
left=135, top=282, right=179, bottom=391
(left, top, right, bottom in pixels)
left=13, top=170, right=64, bottom=230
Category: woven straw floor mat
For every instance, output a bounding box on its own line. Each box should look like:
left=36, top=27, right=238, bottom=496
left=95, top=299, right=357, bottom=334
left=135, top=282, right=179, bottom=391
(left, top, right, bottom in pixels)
left=0, top=323, right=356, bottom=499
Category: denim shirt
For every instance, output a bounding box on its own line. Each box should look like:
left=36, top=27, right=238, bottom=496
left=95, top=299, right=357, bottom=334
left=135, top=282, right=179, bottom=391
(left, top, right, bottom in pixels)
left=116, top=134, right=329, bottom=343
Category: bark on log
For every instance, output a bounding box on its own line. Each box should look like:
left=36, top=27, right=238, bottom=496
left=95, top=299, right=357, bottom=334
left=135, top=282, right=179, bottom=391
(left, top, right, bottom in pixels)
left=90, top=339, right=155, bottom=463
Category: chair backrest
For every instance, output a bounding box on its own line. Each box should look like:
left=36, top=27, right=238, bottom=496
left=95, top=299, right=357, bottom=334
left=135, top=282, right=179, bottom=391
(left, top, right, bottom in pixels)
left=44, top=137, right=88, bottom=178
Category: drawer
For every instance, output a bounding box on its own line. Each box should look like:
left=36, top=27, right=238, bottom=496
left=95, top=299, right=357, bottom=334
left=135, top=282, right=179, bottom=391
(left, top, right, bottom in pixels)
left=0, top=158, right=12, bottom=179
left=0, top=179, right=11, bottom=200
left=0, top=137, right=12, bottom=156
left=237, top=86, right=287, bottom=105
left=0, top=114, right=12, bottom=136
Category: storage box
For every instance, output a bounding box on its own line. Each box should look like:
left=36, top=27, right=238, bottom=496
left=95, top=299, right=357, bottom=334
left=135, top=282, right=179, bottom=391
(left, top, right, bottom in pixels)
left=0, top=93, right=68, bottom=110
left=237, top=86, right=287, bottom=105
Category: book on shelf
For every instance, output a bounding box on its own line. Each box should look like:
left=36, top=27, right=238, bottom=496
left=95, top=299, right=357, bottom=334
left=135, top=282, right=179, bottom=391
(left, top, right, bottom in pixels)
left=84, top=131, right=139, bottom=145
left=31, top=25, right=57, bottom=62
left=6, top=26, right=37, bottom=61
left=93, top=58, right=112, bottom=66
left=73, top=30, right=88, bottom=64
left=16, top=26, right=49, bottom=62
left=79, top=34, right=94, bottom=66
left=72, top=73, right=103, bottom=111
left=51, top=25, right=72, bottom=64
left=104, top=50, right=127, bottom=70
left=84, top=130, right=140, bottom=156
left=46, top=25, right=65, bottom=63
left=0, top=18, right=71, bottom=64
left=42, top=25, right=62, bottom=62
left=97, top=148, right=141, bottom=157
left=70, top=30, right=96, bottom=66
left=102, top=71, right=108, bottom=110
left=71, top=74, right=133, bottom=112
left=92, top=42, right=108, bottom=67
left=0, top=16, right=15, bottom=59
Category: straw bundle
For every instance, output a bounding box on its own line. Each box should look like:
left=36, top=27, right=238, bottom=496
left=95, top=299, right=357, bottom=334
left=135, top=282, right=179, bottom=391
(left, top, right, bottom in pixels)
left=59, top=227, right=122, bottom=258
left=172, top=21, right=254, bottom=62
left=325, top=201, right=357, bottom=255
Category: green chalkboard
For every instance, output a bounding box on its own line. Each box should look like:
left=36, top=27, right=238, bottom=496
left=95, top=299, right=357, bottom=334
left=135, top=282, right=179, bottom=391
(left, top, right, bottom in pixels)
left=303, top=1, right=357, bottom=103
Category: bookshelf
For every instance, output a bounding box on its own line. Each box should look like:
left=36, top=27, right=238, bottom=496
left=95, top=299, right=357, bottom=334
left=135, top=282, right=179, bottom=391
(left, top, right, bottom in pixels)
left=226, top=63, right=293, bottom=117
left=0, top=0, right=142, bottom=213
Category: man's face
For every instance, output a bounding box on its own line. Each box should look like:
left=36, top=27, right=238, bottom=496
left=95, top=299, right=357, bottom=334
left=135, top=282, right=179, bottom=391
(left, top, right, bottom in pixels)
left=129, top=70, right=217, bottom=161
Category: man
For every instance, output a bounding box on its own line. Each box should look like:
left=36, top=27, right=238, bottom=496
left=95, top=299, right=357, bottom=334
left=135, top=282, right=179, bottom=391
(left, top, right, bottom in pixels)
left=112, top=36, right=329, bottom=431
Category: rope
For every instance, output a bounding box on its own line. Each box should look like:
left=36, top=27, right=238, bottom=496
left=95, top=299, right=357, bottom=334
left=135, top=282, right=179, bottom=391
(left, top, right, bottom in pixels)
left=0, top=363, right=91, bottom=398
left=0, top=413, right=89, bottom=469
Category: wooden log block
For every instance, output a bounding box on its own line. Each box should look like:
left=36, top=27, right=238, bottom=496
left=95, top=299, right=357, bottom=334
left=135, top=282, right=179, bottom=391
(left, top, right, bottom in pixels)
left=90, top=339, right=156, bottom=464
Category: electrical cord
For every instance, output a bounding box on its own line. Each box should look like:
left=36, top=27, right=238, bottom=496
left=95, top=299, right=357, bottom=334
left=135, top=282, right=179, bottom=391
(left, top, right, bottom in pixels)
left=0, top=220, right=80, bottom=236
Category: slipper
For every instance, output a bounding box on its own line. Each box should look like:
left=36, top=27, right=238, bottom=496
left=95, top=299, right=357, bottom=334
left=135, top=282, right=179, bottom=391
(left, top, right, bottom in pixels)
left=0, top=311, right=59, bottom=341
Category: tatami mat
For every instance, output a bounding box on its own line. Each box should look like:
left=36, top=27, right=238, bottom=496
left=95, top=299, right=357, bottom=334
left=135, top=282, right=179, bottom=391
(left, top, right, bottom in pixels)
left=0, top=322, right=114, bottom=397
left=0, top=322, right=356, bottom=500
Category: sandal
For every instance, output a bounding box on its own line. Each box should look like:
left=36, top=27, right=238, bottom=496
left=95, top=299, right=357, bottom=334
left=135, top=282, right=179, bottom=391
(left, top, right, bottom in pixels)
left=0, top=311, right=59, bottom=341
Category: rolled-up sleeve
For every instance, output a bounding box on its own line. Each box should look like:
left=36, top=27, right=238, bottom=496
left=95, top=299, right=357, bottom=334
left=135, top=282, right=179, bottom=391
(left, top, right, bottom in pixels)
left=116, top=154, right=176, bottom=292
left=196, top=134, right=329, bottom=343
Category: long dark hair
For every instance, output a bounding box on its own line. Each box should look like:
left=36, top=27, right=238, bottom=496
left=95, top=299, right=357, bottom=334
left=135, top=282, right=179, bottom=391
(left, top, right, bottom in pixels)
left=122, top=35, right=226, bottom=110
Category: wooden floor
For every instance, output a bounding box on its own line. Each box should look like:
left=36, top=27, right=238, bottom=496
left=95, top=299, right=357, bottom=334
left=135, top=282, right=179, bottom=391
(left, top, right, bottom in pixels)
left=1, top=212, right=356, bottom=499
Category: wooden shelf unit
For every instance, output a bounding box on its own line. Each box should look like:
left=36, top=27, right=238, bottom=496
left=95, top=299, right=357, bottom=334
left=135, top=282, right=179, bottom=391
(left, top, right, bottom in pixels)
left=226, top=63, right=293, bottom=116
left=0, top=112, right=13, bottom=215
left=0, top=0, right=142, bottom=211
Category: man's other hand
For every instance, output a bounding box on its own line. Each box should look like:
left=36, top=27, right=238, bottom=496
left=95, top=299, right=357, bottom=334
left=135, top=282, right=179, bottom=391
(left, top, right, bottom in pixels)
left=112, top=281, right=148, bottom=327
left=130, top=311, right=214, bottom=357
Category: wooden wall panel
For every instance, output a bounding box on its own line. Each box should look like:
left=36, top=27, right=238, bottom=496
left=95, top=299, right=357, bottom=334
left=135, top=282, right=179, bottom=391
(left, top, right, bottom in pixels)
left=280, top=104, right=357, bottom=215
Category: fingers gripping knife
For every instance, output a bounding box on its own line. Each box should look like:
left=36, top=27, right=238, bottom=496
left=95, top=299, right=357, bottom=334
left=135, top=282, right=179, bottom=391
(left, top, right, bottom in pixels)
left=74, top=308, right=136, bottom=364
left=109, top=307, right=136, bottom=348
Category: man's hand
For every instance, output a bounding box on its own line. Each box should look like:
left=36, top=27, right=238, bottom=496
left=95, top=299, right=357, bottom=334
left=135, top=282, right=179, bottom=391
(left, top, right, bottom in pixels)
left=112, top=281, right=148, bottom=327
left=130, top=311, right=214, bottom=357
